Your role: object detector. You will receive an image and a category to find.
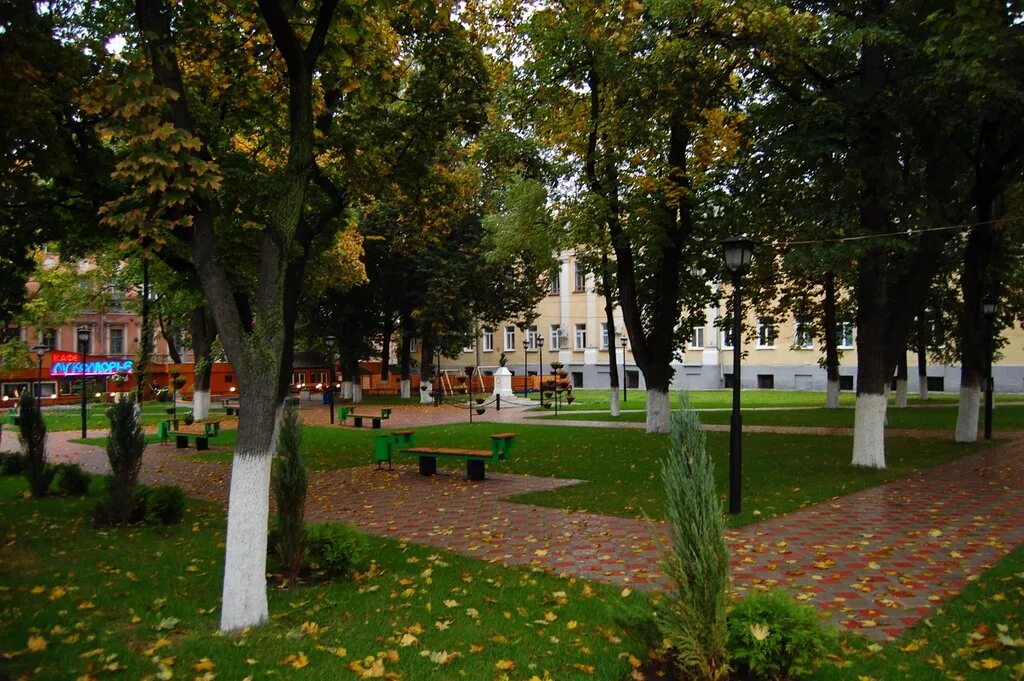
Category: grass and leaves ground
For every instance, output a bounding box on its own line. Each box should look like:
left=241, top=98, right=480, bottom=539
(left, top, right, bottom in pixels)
left=16, top=402, right=211, bottom=432
left=540, top=403, right=1024, bottom=432
left=0, top=476, right=647, bottom=680
left=82, top=420, right=990, bottom=528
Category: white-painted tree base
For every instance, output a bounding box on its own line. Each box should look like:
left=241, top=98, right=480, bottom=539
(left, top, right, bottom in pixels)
left=193, top=390, right=211, bottom=420
left=646, top=389, right=670, bottom=434
left=852, top=392, right=887, bottom=468
left=919, top=380, right=929, bottom=401
left=352, top=385, right=362, bottom=403
left=955, top=385, right=981, bottom=442
left=420, top=381, right=433, bottom=405
left=219, top=451, right=273, bottom=631
left=894, top=379, right=908, bottom=409
left=400, top=379, right=411, bottom=399
left=609, top=387, right=620, bottom=417
left=341, top=381, right=353, bottom=401
left=825, top=379, right=840, bottom=409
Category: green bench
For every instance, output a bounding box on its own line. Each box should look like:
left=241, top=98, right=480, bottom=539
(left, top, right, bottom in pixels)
left=397, top=433, right=516, bottom=481
left=338, top=406, right=392, bottom=429
left=165, top=420, right=222, bottom=451
left=220, top=399, right=240, bottom=416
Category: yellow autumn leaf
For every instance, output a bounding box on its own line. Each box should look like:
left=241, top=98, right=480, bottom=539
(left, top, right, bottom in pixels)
left=544, top=611, right=557, bottom=622
left=495, top=659, right=516, bottom=670
left=979, top=658, right=1002, bottom=669
left=621, top=588, right=632, bottom=598
left=567, top=620, right=578, bottom=630
left=399, top=633, right=418, bottom=647
left=49, top=586, right=67, bottom=600
left=27, top=635, right=47, bottom=652
left=750, top=623, right=770, bottom=642
left=194, top=657, right=215, bottom=671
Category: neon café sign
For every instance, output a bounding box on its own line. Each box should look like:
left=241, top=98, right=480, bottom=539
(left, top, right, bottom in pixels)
left=49, top=351, right=133, bottom=377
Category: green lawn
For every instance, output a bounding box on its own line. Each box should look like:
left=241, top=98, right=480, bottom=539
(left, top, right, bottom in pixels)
left=82, top=421, right=990, bottom=528
left=10, top=401, right=213, bottom=432
left=539, top=403, right=1024, bottom=432
left=0, top=476, right=645, bottom=681
left=527, top=388, right=972, bottom=412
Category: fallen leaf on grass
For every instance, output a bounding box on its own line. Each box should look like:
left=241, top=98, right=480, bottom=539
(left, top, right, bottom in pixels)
left=27, top=635, right=47, bottom=652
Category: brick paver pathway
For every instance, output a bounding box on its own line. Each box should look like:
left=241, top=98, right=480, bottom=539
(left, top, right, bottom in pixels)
left=6, top=419, right=1023, bottom=641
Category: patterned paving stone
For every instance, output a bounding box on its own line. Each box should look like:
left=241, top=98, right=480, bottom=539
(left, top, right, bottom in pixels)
left=5, top=417, right=1023, bottom=641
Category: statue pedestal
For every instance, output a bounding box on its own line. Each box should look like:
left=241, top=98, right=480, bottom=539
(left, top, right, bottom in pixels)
left=492, top=367, right=515, bottom=401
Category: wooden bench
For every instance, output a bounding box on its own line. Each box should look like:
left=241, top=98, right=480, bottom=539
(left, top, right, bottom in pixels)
left=338, top=407, right=392, bottom=429
left=398, top=433, right=516, bottom=481
left=165, top=420, right=222, bottom=451
left=220, top=399, right=240, bottom=416
left=373, top=430, right=416, bottom=470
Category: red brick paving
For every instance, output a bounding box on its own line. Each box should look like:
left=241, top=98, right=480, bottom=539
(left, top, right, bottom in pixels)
left=5, top=410, right=1023, bottom=641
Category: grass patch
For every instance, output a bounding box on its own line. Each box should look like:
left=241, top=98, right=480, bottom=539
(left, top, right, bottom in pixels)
left=540, top=403, right=1024, bottom=431
left=8, top=402, right=224, bottom=433
left=810, top=543, right=1024, bottom=680
left=0, top=475, right=645, bottom=680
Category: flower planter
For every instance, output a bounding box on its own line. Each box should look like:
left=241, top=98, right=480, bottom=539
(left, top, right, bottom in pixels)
left=475, top=408, right=485, bottom=416
left=475, top=398, right=485, bottom=405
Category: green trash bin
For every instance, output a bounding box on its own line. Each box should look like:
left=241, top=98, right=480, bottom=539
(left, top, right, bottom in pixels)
left=337, top=406, right=352, bottom=423
left=156, top=420, right=170, bottom=444
left=374, top=434, right=393, bottom=470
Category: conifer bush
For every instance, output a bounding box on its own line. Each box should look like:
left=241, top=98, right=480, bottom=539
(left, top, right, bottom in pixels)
left=19, top=394, right=53, bottom=498
left=55, top=464, right=91, bottom=496
left=0, top=452, right=25, bottom=475
left=272, top=404, right=307, bottom=582
left=307, top=523, right=367, bottom=579
left=144, top=484, right=186, bottom=524
left=657, top=401, right=730, bottom=681
left=97, top=396, right=146, bottom=524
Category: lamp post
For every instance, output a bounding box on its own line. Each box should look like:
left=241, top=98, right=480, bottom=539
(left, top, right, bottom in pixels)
left=31, top=344, right=47, bottom=399
left=522, top=330, right=530, bottom=399
left=77, top=326, right=91, bottom=439
left=536, top=335, right=545, bottom=406
left=721, top=235, right=754, bottom=516
left=983, top=298, right=997, bottom=440
left=325, top=335, right=336, bottom=424
left=619, top=335, right=628, bottom=402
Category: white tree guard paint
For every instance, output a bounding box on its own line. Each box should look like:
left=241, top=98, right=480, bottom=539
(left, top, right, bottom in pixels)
left=400, top=379, right=411, bottom=399
left=420, top=380, right=433, bottom=404
left=955, top=385, right=981, bottom=442
left=825, top=379, right=840, bottom=409
left=645, top=389, right=670, bottom=434
left=192, top=390, right=211, bottom=420
left=609, top=387, right=620, bottom=417
left=852, top=392, right=887, bottom=468
left=894, top=379, right=908, bottom=409
left=219, top=451, right=273, bottom=631
left=341, top=381, right=353, bottom=400
left=352, top=384, right=363, bottom=403
left=919, top=379, right=929, bottom=401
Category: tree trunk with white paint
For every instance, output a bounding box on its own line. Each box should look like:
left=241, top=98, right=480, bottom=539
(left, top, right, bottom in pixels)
left=352, top=384, right=362, bottom=403
left=955, top=383, right=980, bottom=442
left=826, top=378, right=840, bottom=409
left=893, top=353, right=908, bottom=408
left=420, top=380, right=433, bottom=404
left=610, top=387, right=620, bottom=417
left=852, top=392, right=887, bottom=468
left=341, top=381, right=353, bottom=401
left=192, top=390, right=211, bottom=420
left=646, top=389, right=670, bottom=434
left=400, top=379, right=411, bottom=399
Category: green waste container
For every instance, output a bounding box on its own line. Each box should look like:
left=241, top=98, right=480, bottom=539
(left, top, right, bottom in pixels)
left=374, top=434, right=392, bottom=470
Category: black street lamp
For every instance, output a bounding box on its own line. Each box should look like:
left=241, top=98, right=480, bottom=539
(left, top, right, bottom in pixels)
left=721, top=235, right=754, bottom=516
left=619, top=335, right=628, bottom=402
left=77, top=326, right=91, bottom=439
left=983, top=298, right=997, bottom=440
left=325, top=335, right=336, bottom=424
left=31, top=344, right=47, bottom=399
left=536, top=335, right=545, bottom=406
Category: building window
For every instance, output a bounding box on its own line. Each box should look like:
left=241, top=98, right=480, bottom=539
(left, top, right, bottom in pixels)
left=526, top=325, right=539, bottom=350
left=794, top=321, right=814, bottom=349
left=926, top=376, right=945, bottom=392
left=548, top=270, right=561, bottom=295
left=839, top=375, right=855, bottom=391
left=574, top=323, right=587, bottom=350
left=2, top=326, right=21, bottom=342
left=109, top=327, right=125, bottom=355
left=549, top=324, right=561, bottom=350
left=311, top=371, right=328, bottom=386
left=756, top=320, right=776, bottom=348
left=689, top=326, right=704, bottom=349
left=571, top=371, right=584, bottom=388
left=40, top=329, right=57, bottom=350
left=600, top=323, right=609, bottom=350
left=291, top=372, right=305, bottom=386
left=482, top=328, right=494, bottom=352
left=723, top=373, right=734, bottom=388
left=409, top=337, right=418, bottom=353
left=504, top=325, right=516, bottom=351
left=463, top=338, right=475, bottom=353
left=722, top=327, right=734, bottom=349
left=574, top=263, right=586, bottom=292
left=757, top=374, right=775, bottom=389
left=837, top=323, right=854, bottom=349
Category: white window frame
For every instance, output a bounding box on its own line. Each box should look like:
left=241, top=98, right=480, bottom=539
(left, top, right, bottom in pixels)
left=291, top=372, right=305, bottom=386
left=482, top=328, right=494, bottom=352
left=504, top=325, right=516, bottom=351
left=526, top=325, right=539, bottom=350
left=574, top=323, right=587, bottom=350
left=600, top=322, right=609, bottom=350
left=549, top=324, right=561, bottom=350
left=574, top=263, right=586, bottom=292
left=794, top=321, right=814, bottom=350
left=837, top=322, right=854, bottom=349
left=548, top=271, right=561, bottom=295
left=756, top=320, right=776, bottom=349
left=409, top=337, right=418, bottom=353
left=108, top=327, right=125, bottom=355
left=721, top=327, right=734, bottom=349
left=689, top=326, right=705, bottom=349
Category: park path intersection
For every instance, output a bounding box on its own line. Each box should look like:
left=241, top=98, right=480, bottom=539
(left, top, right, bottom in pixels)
left=6, top=403, right=1023, bottom=641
